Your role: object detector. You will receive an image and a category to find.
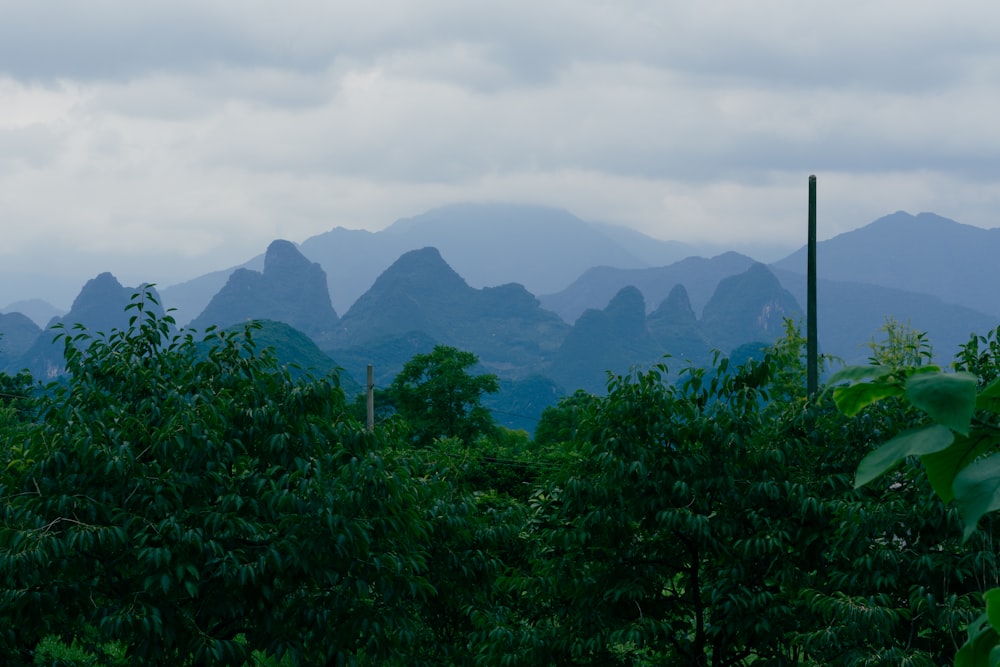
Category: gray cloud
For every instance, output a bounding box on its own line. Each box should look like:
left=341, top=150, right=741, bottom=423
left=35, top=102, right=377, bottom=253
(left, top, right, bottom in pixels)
left=1, top=0, right=999, bottom=307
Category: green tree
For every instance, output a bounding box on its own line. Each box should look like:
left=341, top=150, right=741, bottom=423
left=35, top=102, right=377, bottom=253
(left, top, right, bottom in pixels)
left=0, top=369, right=35, bottom=474
left=775, top=323, right=983, bottom=665
left=954, top=325, right=1000, bottom=386
left=474, top=326, right=985, bottom=666
left=533, top=389, right=598, bottom=447
left=389, top=345, right=499, bottom=447
left=0, top=291, right=436, bottom=665
left=832, top=326, right=1000, bottom=666
left=478, top=355, right=826, bottom=666
left=394, top=437, right=529, bottom=666
left=867, top=315, right=933, bottom=367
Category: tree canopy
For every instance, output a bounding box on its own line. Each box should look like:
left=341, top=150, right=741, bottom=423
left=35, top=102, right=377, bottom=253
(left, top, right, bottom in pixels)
left=388, top=344, right=499, bottom=447
left=0, top=292, right=438, bottom=665
left=1, top=296, right=997, bottom=666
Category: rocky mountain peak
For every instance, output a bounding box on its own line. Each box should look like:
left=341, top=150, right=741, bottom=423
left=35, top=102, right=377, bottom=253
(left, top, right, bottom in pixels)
left=264, top=239, right=313, bottom=275
left=373, top=247, right=469, bottom=295
left=652, top=284, right=697, bottom=324
left=701, top=263, right=801, bottom=353
left=189, top=239, right=338, bottom=341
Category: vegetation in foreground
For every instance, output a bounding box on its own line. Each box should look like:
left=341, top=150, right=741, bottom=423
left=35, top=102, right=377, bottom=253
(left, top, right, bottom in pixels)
left=1, top=291, right=999, bottom=665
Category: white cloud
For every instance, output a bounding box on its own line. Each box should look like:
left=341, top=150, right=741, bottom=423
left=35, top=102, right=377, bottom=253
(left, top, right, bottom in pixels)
left=1, top=0, right=999, bottom=306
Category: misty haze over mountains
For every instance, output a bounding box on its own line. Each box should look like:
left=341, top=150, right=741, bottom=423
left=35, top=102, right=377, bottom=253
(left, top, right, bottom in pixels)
left=157, top=203, right=791, bottom=326
left=2, top=204, right=998, bottom=430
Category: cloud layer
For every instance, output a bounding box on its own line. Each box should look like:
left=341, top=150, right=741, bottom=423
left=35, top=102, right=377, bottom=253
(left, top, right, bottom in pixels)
left=2, top=1, right=999, bottom=305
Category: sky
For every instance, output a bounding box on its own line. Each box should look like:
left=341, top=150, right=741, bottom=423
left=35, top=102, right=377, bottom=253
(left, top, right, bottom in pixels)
left=2, top=0, right=1000, bottom=308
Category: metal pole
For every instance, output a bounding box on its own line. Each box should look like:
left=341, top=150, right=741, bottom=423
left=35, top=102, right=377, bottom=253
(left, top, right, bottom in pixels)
left=367, top=364, right=375, bottom=432
left=807, top=175, right=818, bottom=397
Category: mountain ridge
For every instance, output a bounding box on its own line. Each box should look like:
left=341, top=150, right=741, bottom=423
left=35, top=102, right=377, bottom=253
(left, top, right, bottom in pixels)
left=4, top=206, right=999, bottom=405
left=772, top=211, right=1000, bottom=317
left=160, top=203, right=722, bottom=325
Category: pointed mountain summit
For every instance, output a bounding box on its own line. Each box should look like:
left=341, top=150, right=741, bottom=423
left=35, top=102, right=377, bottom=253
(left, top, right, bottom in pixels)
left=15, top=273, right=164, bottom=379
left=333, top=247, right=470, bottom=349
left=549, top=286, right=660, bottom=393
left=189, top=240, right=338, bottom=343
left=364, top=246, right=469, bottom=300
left=652, top=284, right=698, bottom=324
left=329, top=247, right=569, bottom=383
left=540, top=252, right=757, bottom=323
left=65, top=272, right=156, bottom=333
left=603, top=285, right=649, bottom=339
left=648, top=284, right=710, bottom=366
left=701, top=263, right=802, bottom=354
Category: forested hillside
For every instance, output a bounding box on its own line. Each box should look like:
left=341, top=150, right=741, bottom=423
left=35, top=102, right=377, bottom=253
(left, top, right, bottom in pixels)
left=3, top=290, right=1000, bottom=665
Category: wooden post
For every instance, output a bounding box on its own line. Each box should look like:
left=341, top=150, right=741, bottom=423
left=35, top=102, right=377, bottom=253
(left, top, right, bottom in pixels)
left=366, top=364, right=375, bottom=432
left=807, top=175, right=818, bottom=397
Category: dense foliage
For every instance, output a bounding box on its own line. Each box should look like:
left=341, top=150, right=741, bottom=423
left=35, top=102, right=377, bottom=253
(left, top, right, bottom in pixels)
left=1, top=294, right=998, bottom=665
left=0, top=294, right=437, bottom=665
left=388, top=345, right=500, bottom=448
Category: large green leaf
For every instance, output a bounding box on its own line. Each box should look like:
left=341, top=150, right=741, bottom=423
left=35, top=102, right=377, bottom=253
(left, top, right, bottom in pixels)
left=905, top=371, right=977, bottom=436
left=855, top=424, right=954, bottom=489
left=921, top=432, right=993, bottom=503
left=978, top=377, right=1000, bottom=414
left=955, top=612, right=1000, bottom=667
left=833, top=382, right=902, bottom=417
left=954, top=454, right=1000, bottom=541
left=986, top=588, right=1000, bottom=635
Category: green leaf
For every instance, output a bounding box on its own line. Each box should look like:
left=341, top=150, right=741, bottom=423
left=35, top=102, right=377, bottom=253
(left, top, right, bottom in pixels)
left=827, top=365, right=894, bottom=385
left=986, top=589, right=1000, bottom=634
left=954, top=454, right=1000, bottom=541
left=956, top=612, right=1000, bottom=667
left=921, top=432, right=993, bottom=503
left=978, top=377, right=1000, bottom=413
left=855, top=424, right=954, bottom=488
left=905, top=371, right=978, bottom=436
left=833, top=382, right=902, bottom=417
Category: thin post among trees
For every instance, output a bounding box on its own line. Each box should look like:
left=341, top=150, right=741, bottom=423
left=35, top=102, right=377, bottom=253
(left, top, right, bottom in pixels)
left=367, top=364, right=375, bottom=432
left=807, top=175, right=818, bottom=397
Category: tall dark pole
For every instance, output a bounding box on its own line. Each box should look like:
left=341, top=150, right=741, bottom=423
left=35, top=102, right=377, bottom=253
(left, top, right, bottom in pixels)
left=807, top=175, right=818, bottom=397
left=367, top=364, right=375, bottom=432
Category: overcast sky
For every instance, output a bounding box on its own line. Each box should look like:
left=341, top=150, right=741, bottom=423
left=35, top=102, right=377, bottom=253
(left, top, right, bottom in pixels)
left=2, top=0, right=999, bottom=307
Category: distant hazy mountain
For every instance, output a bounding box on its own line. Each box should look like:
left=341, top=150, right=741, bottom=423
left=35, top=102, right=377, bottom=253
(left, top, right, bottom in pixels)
left=647, top=284, right=711, bottom=366
left=359, top=203, right=693, bottom=294
left=773, top=211, right=1000, bottom=318
left=163, top=203, right=711, bottom=326
left=700, top=263, right=802, bottom=354
left=160, top=257, right=264, bottom=329
left=14, top=273, right=165, bottom=379
left=327, top=246, right=570, bottom=384
left=545, top=264, right=799, bottom=393
left=189, top=240, right=339, bottom=344
left=0, top=299, right=65, bottom=329
left=9, top=205, right=1000, bottom=421
left=548, top=286, right=661, bottom=394
left=0, top=312, right=41, bottom=373
left=539, top=252, right=757, bottom=323
left=773, top=269, right=997, bottom=366
left=325, top=248, right=804, bottom=397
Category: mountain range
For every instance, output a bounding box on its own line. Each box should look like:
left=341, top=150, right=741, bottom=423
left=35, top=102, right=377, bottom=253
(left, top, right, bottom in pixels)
left=158, top=203, right=745, bottom=326
left=2, top=204, right=998, bottom=431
